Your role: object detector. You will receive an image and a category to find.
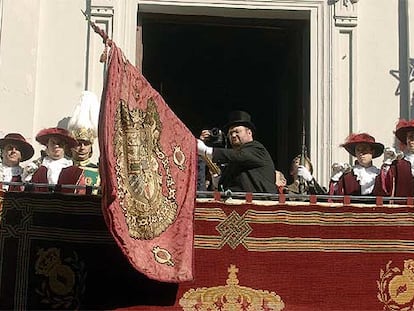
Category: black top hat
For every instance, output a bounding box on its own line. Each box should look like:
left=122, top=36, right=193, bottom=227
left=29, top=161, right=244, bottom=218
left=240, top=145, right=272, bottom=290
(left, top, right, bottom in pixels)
left=224, top=111, right=256, bottom=132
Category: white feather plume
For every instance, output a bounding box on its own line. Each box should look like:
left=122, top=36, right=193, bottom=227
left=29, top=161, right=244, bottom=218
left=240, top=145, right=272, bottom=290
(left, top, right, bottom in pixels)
left=68, top=91, right=100, bottom=140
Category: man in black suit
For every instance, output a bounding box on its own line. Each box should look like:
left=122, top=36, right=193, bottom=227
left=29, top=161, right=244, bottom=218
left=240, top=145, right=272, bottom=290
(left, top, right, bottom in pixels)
left=197, top=111, right=277, bottom=194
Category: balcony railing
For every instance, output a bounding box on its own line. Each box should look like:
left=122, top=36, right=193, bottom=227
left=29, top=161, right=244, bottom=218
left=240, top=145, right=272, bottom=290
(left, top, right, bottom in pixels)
left=1, top=181, right=413, bottom=206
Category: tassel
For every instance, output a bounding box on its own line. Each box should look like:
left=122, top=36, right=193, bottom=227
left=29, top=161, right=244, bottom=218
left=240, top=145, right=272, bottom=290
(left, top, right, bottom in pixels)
left=100, top=40, right=109, bottom=63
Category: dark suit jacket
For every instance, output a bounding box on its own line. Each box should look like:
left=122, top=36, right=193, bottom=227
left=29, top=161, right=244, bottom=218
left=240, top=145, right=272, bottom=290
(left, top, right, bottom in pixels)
left=212, top=140, right=277, bottom=193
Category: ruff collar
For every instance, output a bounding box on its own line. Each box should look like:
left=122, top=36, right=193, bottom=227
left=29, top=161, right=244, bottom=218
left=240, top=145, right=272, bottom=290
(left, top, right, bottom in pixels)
left=353, top=164, right=379, bottom=195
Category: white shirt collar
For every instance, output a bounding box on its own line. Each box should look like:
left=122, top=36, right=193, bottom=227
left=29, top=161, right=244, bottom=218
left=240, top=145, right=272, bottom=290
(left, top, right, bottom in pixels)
left=352, top=164, right=379, bottom=195
left=42, top=157, right=73, bottom=184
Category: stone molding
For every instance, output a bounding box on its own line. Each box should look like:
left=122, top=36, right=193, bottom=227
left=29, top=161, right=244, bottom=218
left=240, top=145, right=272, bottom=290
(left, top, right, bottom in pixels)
left=85, top=4, right=114, bottom=94
left=332, top=0, right=359, bottom=27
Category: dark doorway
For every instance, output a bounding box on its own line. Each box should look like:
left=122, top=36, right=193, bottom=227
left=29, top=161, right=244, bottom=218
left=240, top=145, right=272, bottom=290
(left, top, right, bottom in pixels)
left=138, top=12, right=309, bottom=180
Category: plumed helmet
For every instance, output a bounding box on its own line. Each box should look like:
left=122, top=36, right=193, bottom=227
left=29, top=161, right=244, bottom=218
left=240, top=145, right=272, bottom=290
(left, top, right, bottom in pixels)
left=67, top=91, right=100, bottom=143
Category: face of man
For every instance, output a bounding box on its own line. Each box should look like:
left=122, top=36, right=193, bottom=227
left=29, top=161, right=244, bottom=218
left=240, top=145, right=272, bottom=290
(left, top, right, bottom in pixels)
left=355, top=143, right=374, bottom=167
left=71, top=140, right=92, bottom=162
left=2, top=144, right=22, bottom=167
left=46, top=137, right=66, bottom=160
left=406, top=131, right=414, bottom=153
left=290, top=157, right=301, bottom=177
left=227, top=125, right=253, bottom=148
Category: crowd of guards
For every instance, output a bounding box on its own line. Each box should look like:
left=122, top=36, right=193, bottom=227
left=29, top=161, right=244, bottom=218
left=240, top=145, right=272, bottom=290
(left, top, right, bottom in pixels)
left=0, top=91, right=100, bottom=194
left=197, top=110, right=414, bottom=200
left=3, top=104, right=414, bottom=201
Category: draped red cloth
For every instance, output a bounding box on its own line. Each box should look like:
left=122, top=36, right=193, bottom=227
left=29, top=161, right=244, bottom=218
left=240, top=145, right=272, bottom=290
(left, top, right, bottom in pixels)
left=98, top=43, right=196, bottom=282
left=118, top=200, right=414, bottom=311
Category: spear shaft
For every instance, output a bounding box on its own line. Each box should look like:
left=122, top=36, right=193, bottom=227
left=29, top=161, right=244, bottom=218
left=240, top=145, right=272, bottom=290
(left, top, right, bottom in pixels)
left=298, top=109, right=307, bottom=194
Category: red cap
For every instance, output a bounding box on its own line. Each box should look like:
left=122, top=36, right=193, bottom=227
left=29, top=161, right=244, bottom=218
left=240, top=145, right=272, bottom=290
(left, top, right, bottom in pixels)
left=340, top=133, right=384, bottom=158
left=35, top=127, right=77, bottom=148
left=395, top=119, right=414, bottom=145
left=0, top=133, right=34, bottom=161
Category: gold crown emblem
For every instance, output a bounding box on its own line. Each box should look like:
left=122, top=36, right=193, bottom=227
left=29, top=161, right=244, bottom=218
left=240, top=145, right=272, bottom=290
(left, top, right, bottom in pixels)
left=179, top=265, right=285, bottom=311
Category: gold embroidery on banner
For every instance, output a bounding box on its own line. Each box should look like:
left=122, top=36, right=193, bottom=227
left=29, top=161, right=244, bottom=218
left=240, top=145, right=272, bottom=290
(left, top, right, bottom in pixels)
left=179, top=264, right=285, bottom=311
left=35, top=248, right=86, bottom=309
left=114, top=99, right=178, bottom=240
left=152, top=246, right=174, bottom=266
left=173, top=145, right=186, bottom=170
left=216, top=210, right=252, bottom=249
left=378, top=259, right=414, bottom=310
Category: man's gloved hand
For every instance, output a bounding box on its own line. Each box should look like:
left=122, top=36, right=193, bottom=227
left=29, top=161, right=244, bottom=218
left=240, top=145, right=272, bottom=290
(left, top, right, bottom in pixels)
left=197, top=139, right=207, bottom=156
left=331, top=162, right=350, bottom=182
left=22, top=162, right=39, bottom=182
left=297, top=165, right=313, bottom=182
left=383, top=146, right=404, bottom=165
left=211, top=174, right=220, bottom=190
left=197, top=139, right=213, bottom=157
left=383, top=147, right=398, bottom=165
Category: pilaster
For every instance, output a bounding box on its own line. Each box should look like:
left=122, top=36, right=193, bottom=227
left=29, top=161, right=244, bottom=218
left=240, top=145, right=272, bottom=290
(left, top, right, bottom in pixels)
left=87, top=0, right=138, bottom=95
left=330, top=0, right=359, bottom=166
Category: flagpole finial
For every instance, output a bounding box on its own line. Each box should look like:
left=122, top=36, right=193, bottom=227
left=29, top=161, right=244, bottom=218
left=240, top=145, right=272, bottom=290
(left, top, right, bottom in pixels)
left=81, top=9, right=112, bottom=46
left=81, top=9, right=112, bottom=62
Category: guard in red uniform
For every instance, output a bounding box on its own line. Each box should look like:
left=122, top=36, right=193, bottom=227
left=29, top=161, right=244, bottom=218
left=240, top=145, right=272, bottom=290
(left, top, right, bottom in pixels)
left=0, top=133, right=34, bottom=191
left=29, top=127, right=83, bottom=193
left=381, top=119, right=414, bottom=197
left=329, top=133, right=385, bottom=197
left=67, top=91, right=100, bottom=194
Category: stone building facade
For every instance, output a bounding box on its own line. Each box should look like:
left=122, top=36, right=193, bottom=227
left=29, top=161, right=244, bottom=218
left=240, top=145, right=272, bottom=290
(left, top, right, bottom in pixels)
left=0, top=0, right=412, bottom=186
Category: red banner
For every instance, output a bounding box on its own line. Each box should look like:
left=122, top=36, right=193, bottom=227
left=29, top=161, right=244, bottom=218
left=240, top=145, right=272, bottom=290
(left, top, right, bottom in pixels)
left=99, top=43, right=197, bottom=282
